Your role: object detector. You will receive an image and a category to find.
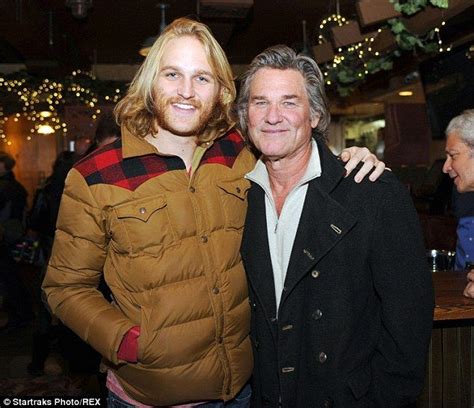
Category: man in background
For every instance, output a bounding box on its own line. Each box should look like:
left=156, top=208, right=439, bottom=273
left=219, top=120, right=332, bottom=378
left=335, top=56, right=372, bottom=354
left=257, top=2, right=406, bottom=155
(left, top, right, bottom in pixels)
left=442, top=109, right=474, bottom=297
left=0, top=151, right=33, bottom=332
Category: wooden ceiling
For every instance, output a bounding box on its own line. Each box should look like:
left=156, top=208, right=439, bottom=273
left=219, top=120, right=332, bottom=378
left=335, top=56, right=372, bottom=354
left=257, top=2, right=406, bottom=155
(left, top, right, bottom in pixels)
left=0, top=0, right=473, bottom=107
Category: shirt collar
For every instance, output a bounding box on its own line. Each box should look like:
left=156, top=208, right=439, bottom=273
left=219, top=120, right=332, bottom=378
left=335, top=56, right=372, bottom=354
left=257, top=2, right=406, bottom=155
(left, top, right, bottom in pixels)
left=245, top=138, right=322, bottom=191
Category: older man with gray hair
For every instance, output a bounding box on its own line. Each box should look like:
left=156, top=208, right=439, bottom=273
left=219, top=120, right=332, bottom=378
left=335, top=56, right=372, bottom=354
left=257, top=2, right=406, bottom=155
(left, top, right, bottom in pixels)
left=239, top=44, right=434, bottom=408
left=442, top=109, right=474, bottom=297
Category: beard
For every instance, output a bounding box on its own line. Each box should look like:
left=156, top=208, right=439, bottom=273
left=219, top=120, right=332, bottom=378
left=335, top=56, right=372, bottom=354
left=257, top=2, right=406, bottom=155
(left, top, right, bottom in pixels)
left=154, top=94, right=217, bottom=137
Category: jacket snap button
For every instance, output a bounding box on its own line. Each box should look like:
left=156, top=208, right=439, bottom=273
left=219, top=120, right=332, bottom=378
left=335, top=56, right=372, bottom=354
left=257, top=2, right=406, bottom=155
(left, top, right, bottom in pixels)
left=189, top=186, right=195, bottom=193
left=311, top=270, right=320, bottom=278
left=236, top=187, right=241, bottom=193
left=318, top=352, right=328, bottom=363
left=218, top=336, right=223, bottom=344
left=201, top=235, right=208, bottom=243
left=139, top=207, right=146, bottom=214
left=282, top=324, right=293, bottom=331
left=212, top=287, right=220, bottom=295
left=281, top=366, right=295, bottom=373
left=225, top=387, right=231, bottom=395
left=312, top=309, right=323, bottom=320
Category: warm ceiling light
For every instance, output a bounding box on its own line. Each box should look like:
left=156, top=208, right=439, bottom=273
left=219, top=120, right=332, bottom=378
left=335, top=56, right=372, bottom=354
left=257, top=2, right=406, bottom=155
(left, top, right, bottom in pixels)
left=37, top=125, right=55, bottom=134
left=40, top=111, right=52, bottom=118
left=139, top=3, right=169, bottom=56
left=65, top=0, right=93, bottom=19
left=399, top=90, right=413, bottom=97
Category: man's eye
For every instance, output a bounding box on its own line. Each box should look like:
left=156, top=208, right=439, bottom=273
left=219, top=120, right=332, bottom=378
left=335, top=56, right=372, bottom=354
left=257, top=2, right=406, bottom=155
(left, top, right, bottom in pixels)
left=283, top=101, right=296, bottom=107
left=165, top=72, right=178, bottom=79
left=196, top=76, right=209, bottom=83
left=254, top=101, right=267, bottom=106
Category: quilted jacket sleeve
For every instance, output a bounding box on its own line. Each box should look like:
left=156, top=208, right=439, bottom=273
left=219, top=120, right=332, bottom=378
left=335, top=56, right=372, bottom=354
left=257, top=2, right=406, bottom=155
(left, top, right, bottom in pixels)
left=42, top=168, right=134, bottom=364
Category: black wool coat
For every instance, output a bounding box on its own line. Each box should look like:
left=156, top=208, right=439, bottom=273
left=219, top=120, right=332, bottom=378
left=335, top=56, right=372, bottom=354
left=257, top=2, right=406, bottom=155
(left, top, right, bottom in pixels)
left=241, top=141, right=434, bottom=408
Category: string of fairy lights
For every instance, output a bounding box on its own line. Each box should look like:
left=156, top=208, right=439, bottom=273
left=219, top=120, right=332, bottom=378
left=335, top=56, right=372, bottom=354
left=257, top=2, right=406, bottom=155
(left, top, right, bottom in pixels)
left=0, top=70, right=125, bottom=146
left=315, top=12, right=451, bottom=96
left=0, top=7, right=454, bottom=144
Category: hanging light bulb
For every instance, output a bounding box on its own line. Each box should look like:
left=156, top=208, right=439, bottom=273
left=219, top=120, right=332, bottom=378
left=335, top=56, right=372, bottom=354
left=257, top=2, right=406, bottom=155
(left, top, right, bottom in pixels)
left=139, top=3, right=169, bottom=56
left=65, top=0, right=93, bottom=19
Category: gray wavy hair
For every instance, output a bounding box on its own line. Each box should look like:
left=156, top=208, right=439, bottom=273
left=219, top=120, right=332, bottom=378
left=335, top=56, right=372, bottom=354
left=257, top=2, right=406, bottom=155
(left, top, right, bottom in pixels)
left=237, top=44, right=330, bottom=141
left=446, top=109, right=474, bottom=150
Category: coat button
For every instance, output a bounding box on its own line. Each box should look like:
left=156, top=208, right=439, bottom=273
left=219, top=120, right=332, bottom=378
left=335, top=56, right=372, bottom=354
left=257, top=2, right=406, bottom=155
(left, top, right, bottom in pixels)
left=311, top=270, right=320, bottom=278
left=323, top=398, right=334, bottom=408
left=281, top=366, right=295, bottom=373
left=282, top=324, right=293, bottom=331
left=312, top=309, right=323, bottom=320
left=201, top=235, right=208, bottom=243
left=212, top=287, right=220, bottom=295
left=236, top=187, right=241, bottom=193
left=270, top=317, right=278, bottom=323
left=217, top=336, right=223, bottom=344
left=318, top=352, right=328, bottom=363
left=189, top=186, right=196, bottom=193
left=139, top=207, right=146, bottom=214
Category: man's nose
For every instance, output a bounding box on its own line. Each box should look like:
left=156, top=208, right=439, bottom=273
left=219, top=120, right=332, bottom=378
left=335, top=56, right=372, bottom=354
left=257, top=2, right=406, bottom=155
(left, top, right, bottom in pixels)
left=265, top=104, right=282, bottom=124
left=442, top=157, right=451, bottom=174
left=177, top=77, right=195, bottom=99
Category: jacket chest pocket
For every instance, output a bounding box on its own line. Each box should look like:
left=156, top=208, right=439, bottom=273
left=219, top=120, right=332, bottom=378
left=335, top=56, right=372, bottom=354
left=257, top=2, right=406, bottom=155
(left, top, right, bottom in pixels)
left=111, top=195, right=176, bottom=253
left=217, top=178, right=250, bottom=230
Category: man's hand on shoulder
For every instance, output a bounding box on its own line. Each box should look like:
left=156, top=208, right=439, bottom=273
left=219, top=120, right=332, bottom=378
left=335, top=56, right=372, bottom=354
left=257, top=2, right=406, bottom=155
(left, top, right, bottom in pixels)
left=340, top=146, right=387, bottom=183
left=463, top=271, right=474, bottom=298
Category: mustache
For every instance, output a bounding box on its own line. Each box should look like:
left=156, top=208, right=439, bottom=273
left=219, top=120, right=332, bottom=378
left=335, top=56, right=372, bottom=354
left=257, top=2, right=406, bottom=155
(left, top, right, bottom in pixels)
left=165, top=97, right=202, bottom=109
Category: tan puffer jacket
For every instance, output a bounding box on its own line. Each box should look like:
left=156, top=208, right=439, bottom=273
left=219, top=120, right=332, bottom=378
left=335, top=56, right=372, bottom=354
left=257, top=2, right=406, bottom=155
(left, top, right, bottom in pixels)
left=43, top=128, right=256, bottom=406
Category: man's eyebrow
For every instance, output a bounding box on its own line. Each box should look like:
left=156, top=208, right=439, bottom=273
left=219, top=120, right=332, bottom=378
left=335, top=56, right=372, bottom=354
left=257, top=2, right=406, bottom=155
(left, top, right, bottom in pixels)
left=159, top=66, right=214, bottom=77
left=250, top=94, right=300, bottom=100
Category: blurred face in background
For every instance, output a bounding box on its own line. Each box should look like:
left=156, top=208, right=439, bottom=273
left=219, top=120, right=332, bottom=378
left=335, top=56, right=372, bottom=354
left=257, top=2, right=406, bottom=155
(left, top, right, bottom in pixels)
left=74, top=137, right=92, bottom=156
left=443, top=132, right=474, bottom=193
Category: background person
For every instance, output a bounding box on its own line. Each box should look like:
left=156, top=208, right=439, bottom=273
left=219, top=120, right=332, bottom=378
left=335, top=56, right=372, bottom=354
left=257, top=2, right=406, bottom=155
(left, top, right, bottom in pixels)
left=0, top=151, right=34, bottom=333
left=442, top=109, right=474, bottom=297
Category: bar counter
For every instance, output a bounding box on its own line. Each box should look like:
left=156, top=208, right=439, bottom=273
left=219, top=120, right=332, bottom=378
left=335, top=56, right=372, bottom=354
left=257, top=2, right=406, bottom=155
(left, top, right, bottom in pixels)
left=419, top=271, right=474, bottom=408
left=433, top=271, right=474, bottom=321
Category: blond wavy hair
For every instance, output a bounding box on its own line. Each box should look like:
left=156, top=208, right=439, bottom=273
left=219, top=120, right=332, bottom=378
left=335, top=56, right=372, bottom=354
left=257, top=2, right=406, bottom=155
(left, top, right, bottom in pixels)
left=115, top=17, right=236, bottom=142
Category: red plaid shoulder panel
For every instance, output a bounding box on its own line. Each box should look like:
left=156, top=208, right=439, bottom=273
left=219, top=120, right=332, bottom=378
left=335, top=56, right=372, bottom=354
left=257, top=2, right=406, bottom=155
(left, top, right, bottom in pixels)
left=74, top=139, right=184, bottom=190
left=73, top=130, right=246, bottom=191
left=201, top=130, right=246, bottom=167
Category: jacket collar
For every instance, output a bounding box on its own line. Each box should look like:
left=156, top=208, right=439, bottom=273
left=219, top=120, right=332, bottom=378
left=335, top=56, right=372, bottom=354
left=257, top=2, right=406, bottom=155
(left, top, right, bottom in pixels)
left=120, top=125, right=230, bottom=160
left=243, top=140, right=357, bottom=315
left=121, top=126, right=158, bottom=159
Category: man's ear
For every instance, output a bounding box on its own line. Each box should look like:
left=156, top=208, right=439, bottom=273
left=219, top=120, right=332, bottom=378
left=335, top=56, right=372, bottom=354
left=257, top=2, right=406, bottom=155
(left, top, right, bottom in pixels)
left=311, top=113, right=320, bottom=129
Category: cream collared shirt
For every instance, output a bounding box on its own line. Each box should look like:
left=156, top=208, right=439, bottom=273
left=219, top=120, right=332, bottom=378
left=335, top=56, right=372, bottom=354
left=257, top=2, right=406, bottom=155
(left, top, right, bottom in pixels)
left=246, top=140, right=322, bottom=311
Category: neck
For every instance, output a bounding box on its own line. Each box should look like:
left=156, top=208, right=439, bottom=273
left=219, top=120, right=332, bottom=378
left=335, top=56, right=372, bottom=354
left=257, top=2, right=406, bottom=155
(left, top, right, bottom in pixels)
left=145, top=129, right=198, bottom=170
left=264, top=142, right=312, bottom=216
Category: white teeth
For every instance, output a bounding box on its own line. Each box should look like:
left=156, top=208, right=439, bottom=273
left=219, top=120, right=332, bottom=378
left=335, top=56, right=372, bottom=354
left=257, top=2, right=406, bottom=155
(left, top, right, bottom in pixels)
left=174, top=103, right=195, bottom=110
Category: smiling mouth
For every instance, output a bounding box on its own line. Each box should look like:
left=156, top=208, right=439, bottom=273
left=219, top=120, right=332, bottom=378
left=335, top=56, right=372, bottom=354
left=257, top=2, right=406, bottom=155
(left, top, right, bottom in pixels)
left=172, top=103, right=197, bottom=111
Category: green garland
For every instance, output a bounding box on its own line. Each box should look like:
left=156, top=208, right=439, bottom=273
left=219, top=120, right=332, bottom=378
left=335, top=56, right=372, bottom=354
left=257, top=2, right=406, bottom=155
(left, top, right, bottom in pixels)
left=323, top=0, right=449, bottom=96
left=0, top=70, right=127, bottom=140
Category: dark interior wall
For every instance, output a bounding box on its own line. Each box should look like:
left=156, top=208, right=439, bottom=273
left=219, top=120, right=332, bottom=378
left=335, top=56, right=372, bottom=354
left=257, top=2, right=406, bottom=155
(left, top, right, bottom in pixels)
left=384, top=103, right=431, bottom=167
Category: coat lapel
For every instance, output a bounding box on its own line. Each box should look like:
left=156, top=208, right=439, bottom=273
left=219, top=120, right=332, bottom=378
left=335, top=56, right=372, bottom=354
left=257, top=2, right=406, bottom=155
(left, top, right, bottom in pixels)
left=280, top=142, right=357, bottom=306
left=242, top=183, right=278, bottom=320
